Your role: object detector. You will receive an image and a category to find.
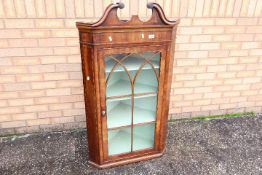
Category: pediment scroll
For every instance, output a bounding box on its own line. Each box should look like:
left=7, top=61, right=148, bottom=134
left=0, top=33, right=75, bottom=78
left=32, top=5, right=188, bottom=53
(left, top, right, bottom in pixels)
left=86, top=2, right=178, bottom=27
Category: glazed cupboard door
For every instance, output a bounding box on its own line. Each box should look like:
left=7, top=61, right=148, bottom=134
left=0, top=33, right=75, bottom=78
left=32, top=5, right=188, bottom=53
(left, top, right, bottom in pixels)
left=98, top=46, right=167, bottom=160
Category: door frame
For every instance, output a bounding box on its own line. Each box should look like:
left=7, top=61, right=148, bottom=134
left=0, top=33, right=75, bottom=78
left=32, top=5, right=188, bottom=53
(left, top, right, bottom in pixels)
left=97, top=44, right=168, bottom=162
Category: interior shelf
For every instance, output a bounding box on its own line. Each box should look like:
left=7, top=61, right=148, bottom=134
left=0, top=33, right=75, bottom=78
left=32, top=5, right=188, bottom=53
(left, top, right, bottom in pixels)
left=107, top=95, right=157, bottom=129
left=108, top=128, right=131, bottom=155
left=107, top=79, right=157, bottom=97
left=107, top=103, right=131, bottom=128
left=108, top=123, right=155, bottom=156
left=107, top=103, right=155, bottom=129
left=133, top=124, right=155, bottom=151
left=133, top=135, right=154, bottom=151
left=107, top=93, right=156, bottom=102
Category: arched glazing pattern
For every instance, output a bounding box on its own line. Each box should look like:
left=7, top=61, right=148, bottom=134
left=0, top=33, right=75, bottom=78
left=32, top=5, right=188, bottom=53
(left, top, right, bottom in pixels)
left=105, top=54, right=133, bottom=97
left=105, top=51, right=161, bottom=156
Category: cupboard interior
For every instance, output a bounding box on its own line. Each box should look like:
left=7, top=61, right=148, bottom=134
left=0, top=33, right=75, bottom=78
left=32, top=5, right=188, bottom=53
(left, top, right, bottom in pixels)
left=105, top=52, right=160, bottom=156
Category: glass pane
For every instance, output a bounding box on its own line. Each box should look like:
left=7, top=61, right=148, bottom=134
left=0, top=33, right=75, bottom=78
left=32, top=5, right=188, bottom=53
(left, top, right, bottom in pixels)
left=105, top=51, right=161, bottom=156
left=143, top=52, right=160, bottom=71
left=108, top=127, right=131, bottom=155
left=134, top=52, right=160, bottom=94
left=151, top=53, right=160, bottom=78
left=106, top=52, right=160, bottom=74
left=133, top=123, right=155, bottom=151
left=122, top=53, right=143, bottom=71
left=105, top=54, right=127, bottom=74
left=106, top=68, right=132, bottom=97
left=133, top=95, right=157, bottom=124
left=107, top=97, right=132, bottom=129
left=134, top=68, right=158, bottom=94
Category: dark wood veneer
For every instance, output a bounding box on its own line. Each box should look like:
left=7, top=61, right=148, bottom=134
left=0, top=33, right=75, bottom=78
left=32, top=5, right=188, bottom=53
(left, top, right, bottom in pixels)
left=77, top=2, right=178, bottom=168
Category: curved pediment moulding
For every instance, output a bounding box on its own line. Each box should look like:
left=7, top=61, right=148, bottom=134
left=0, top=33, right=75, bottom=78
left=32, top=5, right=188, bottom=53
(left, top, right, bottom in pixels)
left=76, top=2, right=178, bottom=29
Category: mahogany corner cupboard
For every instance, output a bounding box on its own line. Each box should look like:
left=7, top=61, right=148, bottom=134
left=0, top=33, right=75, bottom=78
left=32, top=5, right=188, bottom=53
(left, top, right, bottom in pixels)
left=76, top=2, right=179, bottom=168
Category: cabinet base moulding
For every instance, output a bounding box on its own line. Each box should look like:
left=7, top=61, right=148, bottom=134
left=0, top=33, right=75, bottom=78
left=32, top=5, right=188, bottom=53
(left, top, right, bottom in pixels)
left=88, top=151, right=164, bottom=169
